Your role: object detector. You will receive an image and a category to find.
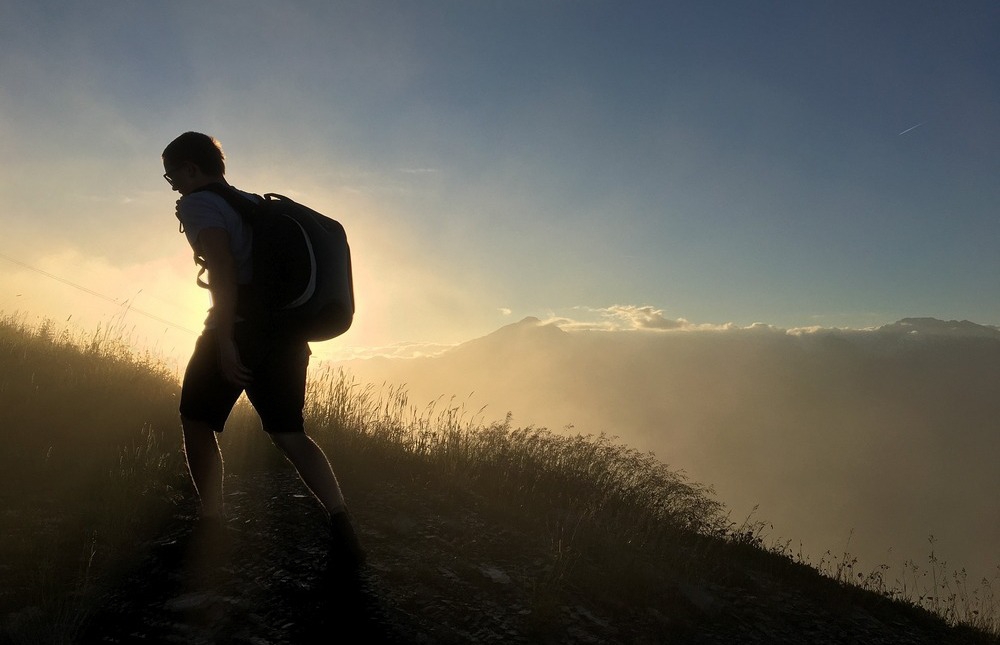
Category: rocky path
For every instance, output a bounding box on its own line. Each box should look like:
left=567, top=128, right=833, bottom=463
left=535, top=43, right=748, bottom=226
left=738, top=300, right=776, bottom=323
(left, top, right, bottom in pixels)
left=77, top=466, right=998, bottom=645
left=81, top=470, right=406, bottom=644
left=79, top=466, right=576, bottom=644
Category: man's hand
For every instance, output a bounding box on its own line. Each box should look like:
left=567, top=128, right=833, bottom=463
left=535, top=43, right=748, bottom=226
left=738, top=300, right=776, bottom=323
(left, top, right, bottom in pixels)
left=218, top=337, right=253, bottom=387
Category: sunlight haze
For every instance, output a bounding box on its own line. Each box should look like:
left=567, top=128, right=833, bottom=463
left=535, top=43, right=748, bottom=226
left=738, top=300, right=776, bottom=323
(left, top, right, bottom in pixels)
left=1, top=0, right=998, bottom=599
left=342, top=314, right=1000, bottom=586
left=2, top=1, right=998, bottom=364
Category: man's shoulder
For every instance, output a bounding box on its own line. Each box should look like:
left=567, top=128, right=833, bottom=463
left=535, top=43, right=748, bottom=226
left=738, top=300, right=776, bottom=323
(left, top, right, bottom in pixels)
left=176, top=192, right=237, bottom=241
left=177, top=189, right=228, bottom=213
left=177, top=187, right=259, bottom=225
left=179, top=186, right=257, bottom=207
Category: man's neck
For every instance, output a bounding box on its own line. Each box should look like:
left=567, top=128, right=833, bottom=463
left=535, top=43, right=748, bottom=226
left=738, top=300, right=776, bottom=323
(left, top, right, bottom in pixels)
left=192, top=176, right=229, bottom=190
left=181, top=176, right=229, bottom=196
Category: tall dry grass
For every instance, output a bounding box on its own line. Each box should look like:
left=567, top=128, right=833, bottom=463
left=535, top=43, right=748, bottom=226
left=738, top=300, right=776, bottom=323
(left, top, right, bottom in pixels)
left=0, top=314, right=184, bottom=643
left=0, top=314, right=996, bottom=641
left=306, top=365, right=725, bottom=538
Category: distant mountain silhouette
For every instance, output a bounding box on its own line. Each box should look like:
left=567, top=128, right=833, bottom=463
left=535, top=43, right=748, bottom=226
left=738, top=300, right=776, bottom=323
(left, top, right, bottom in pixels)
left=880, top=317, right=1000, bottom=338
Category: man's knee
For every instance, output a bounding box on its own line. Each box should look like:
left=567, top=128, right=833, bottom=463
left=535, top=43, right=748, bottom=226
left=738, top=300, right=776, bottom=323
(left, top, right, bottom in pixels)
left=269, top=430, right=303, bottom=449
left=181, top=415, right=218, bottom=438
left=270, top=430, right=320, bottom=456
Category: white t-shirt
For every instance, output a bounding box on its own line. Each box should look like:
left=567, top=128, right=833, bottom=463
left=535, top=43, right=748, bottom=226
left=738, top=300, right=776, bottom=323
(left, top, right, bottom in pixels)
left=176, top=186, right=261, bottom=326
left=176, top=187, right=259, bottom=285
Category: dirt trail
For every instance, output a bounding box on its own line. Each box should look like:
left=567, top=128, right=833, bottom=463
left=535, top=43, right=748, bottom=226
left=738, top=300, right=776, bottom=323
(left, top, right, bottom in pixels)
left=81, top=470, right=411, bottom=644
left=79, top=467, right=998, bottom=645
left=81, top=466, right=553, bottom=644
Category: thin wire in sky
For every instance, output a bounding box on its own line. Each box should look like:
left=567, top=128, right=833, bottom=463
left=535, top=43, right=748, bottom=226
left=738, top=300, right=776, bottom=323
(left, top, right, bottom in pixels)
left=0, top=251, right=197, bottom=335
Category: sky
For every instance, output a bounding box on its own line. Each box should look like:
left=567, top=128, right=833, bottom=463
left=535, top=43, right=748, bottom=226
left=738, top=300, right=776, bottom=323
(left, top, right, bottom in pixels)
left=1, top=0, right=999, bottom=368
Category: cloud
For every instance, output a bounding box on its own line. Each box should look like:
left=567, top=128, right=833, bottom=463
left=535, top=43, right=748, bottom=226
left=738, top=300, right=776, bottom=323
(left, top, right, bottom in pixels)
left=539, top=305, right=760, bottom=333
left=499, top=307, right=512, bottom=316
left=538, top=306, right=675, bottom=332
left=601, top=305, right=686, bottom=330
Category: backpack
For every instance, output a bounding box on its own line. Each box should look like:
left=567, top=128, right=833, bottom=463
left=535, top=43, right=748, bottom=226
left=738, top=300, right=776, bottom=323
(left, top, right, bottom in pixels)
left=194, top=183, right=355, bottom=341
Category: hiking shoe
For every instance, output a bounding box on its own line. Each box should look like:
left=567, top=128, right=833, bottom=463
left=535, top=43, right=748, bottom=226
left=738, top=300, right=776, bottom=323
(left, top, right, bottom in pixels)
left=329, top=511, right=366, bottom=573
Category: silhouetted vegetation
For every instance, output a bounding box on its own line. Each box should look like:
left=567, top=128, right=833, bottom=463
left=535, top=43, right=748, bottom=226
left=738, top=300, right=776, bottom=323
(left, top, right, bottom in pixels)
left=0, top=313, right=996, bottom=643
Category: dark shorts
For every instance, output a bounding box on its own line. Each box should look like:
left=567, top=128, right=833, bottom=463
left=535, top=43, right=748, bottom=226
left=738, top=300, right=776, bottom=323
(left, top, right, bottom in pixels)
left=180, top=323, right=311, bottom=433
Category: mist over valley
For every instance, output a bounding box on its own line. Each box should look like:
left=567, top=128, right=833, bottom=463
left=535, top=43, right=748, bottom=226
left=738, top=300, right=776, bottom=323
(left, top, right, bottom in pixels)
left=341, top=315, right=1000, bottom=584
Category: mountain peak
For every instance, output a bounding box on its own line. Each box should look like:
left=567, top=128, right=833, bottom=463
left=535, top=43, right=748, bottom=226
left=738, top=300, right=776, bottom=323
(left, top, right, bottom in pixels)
left=886, top=318, right=1000, bottom=338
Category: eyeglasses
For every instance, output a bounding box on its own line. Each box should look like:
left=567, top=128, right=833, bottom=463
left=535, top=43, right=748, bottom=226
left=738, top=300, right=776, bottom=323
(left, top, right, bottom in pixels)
left=163, top=164, right=186, bottom=184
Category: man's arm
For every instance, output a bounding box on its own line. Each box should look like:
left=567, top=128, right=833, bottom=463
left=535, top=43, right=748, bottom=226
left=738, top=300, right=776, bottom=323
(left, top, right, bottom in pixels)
left=197, top=227, right=253, bottom=387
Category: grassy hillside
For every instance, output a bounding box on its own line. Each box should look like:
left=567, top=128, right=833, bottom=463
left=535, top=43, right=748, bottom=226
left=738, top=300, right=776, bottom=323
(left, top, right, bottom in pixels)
left=0, top=314, right=996, bottom=644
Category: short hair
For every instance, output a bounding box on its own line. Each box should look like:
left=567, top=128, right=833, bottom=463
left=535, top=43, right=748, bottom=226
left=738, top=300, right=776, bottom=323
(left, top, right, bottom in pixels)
left=162, top=132, right=226, bottom=176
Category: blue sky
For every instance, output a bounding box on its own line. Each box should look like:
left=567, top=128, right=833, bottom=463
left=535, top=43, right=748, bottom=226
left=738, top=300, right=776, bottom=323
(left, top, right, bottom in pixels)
left=1, top=1, right=998, bottom=362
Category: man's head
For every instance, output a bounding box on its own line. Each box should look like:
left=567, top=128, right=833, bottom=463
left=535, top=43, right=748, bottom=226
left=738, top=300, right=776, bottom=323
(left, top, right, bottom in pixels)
left=162, top=132, right=227, bottom=194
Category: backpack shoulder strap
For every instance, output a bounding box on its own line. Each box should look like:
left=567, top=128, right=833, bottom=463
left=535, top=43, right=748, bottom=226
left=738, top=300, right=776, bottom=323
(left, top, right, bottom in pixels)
left=190, top=183, right=264, bottom=223
left=186, top=183, right=264, bottom=290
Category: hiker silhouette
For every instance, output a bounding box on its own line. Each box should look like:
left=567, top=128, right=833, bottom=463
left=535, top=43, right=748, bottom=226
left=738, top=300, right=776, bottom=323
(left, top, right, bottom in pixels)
left=162, top=132, right=363, bottom=572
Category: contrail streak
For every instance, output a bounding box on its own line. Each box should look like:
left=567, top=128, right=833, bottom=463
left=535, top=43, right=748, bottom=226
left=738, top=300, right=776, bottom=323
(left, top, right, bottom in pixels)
left=898, top=121, right=926, bottom=136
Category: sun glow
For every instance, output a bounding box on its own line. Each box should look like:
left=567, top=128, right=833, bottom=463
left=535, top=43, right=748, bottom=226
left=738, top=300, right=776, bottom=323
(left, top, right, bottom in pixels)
left=0, top=246, right=207, bottom=372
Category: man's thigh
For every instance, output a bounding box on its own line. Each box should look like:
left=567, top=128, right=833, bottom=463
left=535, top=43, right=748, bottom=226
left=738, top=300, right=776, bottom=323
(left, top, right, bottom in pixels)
left=242, top=333, right=310, bottom=433
left=180, top=332, right=244, bottom=432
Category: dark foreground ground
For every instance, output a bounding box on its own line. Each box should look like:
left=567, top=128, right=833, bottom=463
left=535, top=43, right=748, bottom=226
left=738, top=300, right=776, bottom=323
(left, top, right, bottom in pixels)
left=64, top=466, right=996, bottom=645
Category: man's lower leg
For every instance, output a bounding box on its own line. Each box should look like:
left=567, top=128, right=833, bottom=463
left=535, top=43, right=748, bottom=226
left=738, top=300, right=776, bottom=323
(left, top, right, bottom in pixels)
left=270, top=432, right=346, bottom=515
left=181, top=417, right=225, bottom=519
left=270, top=432, right=365, bottom=567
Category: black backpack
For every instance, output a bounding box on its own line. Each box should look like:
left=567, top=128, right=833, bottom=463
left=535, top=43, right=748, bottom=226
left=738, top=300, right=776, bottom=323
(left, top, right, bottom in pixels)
left=194, top=183, right=355, bottom=341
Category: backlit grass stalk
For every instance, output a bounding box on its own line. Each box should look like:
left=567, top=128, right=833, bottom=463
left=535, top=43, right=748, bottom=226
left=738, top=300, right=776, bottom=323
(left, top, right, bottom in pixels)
left=308, top=368, right=724, bottom=538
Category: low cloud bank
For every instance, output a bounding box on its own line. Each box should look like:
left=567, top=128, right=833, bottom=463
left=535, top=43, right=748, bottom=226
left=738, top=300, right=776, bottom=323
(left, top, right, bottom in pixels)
left=541, top=305, right=737, bottom=332
left=341, top=311, right=1000, bottom=584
